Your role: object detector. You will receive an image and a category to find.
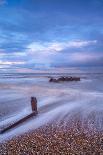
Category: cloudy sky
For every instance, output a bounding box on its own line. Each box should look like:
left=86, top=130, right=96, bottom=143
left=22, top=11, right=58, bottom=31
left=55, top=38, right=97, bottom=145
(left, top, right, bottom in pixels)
left=0, top=0, right=103, bottom=70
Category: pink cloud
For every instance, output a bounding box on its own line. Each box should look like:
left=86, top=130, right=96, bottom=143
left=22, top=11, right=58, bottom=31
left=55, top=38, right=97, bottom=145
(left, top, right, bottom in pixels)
left=70, top=52, right=103, bottom=62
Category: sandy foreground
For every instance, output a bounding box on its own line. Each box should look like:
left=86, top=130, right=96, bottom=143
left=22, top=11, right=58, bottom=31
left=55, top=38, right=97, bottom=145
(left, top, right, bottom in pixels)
left=0, top=113, right=103, bottom=155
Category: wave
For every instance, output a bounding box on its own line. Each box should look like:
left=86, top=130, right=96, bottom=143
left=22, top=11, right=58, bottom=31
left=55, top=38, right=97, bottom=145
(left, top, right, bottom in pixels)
left=0, top=73, right=103, bottom=142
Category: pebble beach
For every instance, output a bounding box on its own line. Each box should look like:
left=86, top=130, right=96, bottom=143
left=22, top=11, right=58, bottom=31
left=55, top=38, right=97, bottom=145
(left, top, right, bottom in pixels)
left=0, top=114, right=103, bottom=155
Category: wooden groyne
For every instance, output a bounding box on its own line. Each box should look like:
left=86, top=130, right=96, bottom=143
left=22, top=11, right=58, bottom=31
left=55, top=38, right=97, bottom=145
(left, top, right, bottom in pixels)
left=0, top=97, right=38, bottom=134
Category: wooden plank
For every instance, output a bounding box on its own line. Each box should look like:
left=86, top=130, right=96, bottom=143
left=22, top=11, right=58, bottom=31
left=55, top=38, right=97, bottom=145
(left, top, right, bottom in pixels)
left=0, top=97, right=38, bottom=134
left=0, top=112, right=37, bottom=134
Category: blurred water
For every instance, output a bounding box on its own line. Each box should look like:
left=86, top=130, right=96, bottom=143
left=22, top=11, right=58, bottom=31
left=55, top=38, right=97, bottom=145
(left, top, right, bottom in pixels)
left=0, top=72, right=103, bottom=142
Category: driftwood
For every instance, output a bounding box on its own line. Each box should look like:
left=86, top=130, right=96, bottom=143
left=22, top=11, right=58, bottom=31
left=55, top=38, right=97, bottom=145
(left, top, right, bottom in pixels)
left=49, top=76, right=80, bottom=82
left=0, top=97, right=38, bottom=134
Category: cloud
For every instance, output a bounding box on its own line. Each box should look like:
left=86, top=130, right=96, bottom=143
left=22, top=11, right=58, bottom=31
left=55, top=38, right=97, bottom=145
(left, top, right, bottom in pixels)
left=66, top=40, right=97, bottom=48
left=0, top=0, right=6, bottom=6
left=0, top=38, right=101, bottom=69
left=0, top=51, right=26, bottom=57
left=21, top=39, right=100, bottom=67
left=70, top=52, right=103, bottom=63
left=0, top=60, right=26, bottom=65
left=27, top=40, right=97, bottom=54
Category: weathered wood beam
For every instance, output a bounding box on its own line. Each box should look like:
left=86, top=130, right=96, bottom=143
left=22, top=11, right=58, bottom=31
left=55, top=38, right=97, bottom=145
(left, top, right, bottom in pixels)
left=0, top=112, right=36, bottom=134
left=31, top=97, right=38, bottom=113
left=0, top=97, right=38, bottom=134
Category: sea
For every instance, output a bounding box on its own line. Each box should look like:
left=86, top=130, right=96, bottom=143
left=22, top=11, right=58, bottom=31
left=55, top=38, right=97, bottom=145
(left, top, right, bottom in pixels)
left=0, top=68, right=103, bottom=142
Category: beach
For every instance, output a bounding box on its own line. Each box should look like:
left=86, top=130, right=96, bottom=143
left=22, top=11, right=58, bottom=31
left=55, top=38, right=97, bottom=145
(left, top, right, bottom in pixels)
left=0, top=0, right=103, bottom=153
left=0, top=116, right=103, bottom=154
left=0, top=71, right=103, bottom=154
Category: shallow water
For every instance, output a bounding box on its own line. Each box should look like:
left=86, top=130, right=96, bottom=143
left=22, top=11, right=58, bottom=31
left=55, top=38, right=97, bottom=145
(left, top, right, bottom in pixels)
left=0, top=72, right=103, bottom=142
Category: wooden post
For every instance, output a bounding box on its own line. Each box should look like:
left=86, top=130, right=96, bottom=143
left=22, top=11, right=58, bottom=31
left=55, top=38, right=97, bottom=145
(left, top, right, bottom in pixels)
left=31, top=97, right=38, bottom=113
left=0, top=97, right=38, bottom=134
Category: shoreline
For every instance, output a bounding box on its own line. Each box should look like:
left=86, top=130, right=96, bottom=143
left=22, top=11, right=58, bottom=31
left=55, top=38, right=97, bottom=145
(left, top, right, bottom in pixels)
left=0, top=72, right=103, bottom=154
left=0, top=116, right=103, bottom=155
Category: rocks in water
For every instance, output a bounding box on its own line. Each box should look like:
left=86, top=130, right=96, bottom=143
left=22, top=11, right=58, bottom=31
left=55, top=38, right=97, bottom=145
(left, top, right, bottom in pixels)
left=49, top=76, right=80, bottom=82
left=49, top=78, right=58, bottom=82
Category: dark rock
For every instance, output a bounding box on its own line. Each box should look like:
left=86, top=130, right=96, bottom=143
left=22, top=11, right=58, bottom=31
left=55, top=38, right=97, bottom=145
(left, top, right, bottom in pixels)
left=49, top=76, right=80, bottom=82
left=58, top=77, right=65, bottom=81
left=49, top=78, right=58, bottom=82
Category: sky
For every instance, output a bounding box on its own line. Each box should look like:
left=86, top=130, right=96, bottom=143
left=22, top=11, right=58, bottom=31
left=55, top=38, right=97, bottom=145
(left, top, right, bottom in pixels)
left=0, top=0, right=103, bottom=70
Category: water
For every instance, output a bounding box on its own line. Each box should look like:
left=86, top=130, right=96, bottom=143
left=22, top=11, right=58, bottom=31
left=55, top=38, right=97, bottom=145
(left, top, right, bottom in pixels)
left=0, top=71, right=103, bottom=142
